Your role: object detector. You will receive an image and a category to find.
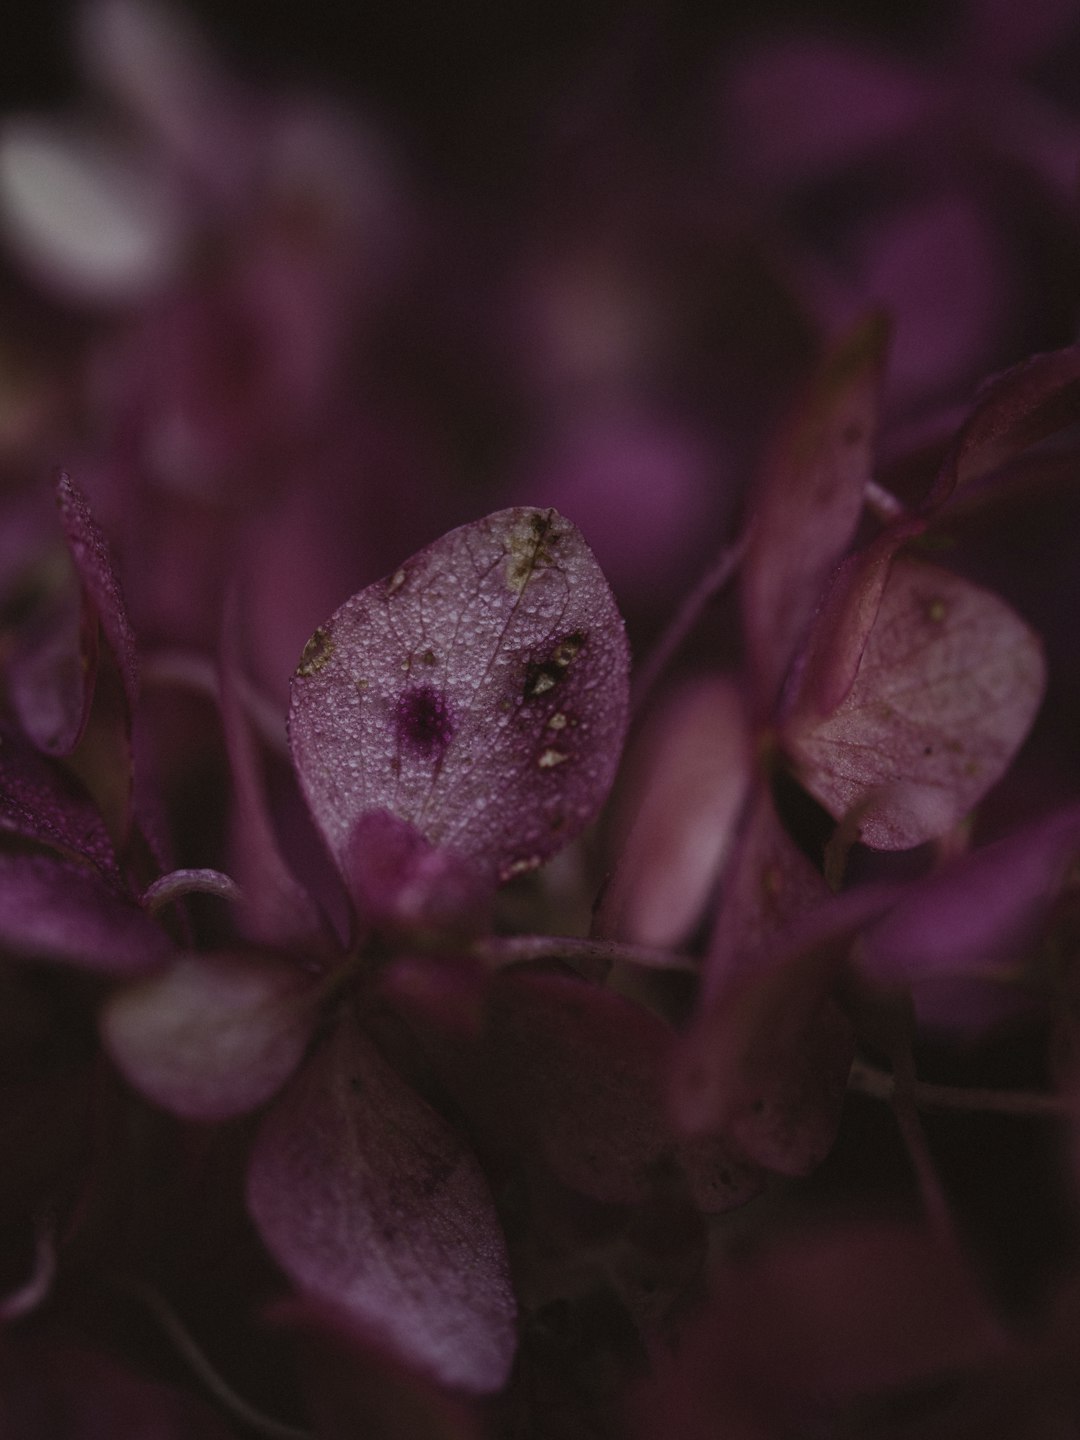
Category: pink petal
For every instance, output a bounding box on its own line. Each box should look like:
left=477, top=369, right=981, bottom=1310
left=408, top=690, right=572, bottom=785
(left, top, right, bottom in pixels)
left=247, top=1012, right=517, bottom=1393
left=785, top=555, right=1046, bottom=848
left=288, top=508, right=629, bottom=888
left=101, top=949, right=316, bottom=1119
left=673, top=883, right=891, bottom=1175
left=443, top=971, right=763, bottom=1212
left=599, top=676, right=753, bottom=949
left=858, top=804, right=1080, bottom=1029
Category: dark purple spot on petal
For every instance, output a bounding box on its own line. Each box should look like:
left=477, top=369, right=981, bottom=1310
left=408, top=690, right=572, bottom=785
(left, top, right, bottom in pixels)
left=397, top=685, right=454, bottom=759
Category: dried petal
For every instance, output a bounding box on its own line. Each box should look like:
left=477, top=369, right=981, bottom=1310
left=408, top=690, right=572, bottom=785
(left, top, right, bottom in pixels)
left=247, top=1011, right=517, bottom=1393
left=288, top=508, right=629, bottom=888
left=785, top=555, right=1046, bottom=848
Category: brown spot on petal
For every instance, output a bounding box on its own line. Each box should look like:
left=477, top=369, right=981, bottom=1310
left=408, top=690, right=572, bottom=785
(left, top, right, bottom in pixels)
left=506, top=510, right=560, bottom=593
left=296, top=626, right=334, bottom=677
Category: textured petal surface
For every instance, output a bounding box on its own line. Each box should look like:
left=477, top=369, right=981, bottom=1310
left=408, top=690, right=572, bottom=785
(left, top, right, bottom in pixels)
left=289, top=508, right=629, bottom=886
left=247, top=1011, right=517, bottom=1393
left=0, top=728, right=119, bottom=878
left=785, top=556, right=1046, bottom=848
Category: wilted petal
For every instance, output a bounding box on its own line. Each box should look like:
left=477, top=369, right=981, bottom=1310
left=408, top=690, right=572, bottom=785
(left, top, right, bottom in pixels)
left=101, top=949, right=316, bottom=1119
left=288, top=508, right=630, bottom=888
left=219, top=600, right=324, bottom=946
left=741, top=312, right=887, bottom=712
left=247, top=1011, right=517, bottom=1393
left=785, top=555, right=1046, bottom=848
left=0, top=852, right=171, bottom=973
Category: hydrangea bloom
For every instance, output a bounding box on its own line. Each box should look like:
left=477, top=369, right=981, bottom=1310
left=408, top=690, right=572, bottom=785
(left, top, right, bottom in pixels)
left=2, top=3, right=1080, bottom=1437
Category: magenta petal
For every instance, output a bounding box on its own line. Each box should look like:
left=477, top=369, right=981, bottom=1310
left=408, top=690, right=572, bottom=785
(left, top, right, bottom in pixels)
left=600, top=676, right=753, bottom=949
left=454, top=971, right=763, bottom=1212
left=741, top=313, right=888, bottom=713
left=219, top=599, right=323, bottom=946
left=247, top=1011, right=517, bottom=1393
left=345, top=810, right=493, bottom=939
left=102, top=949, right=316, bottom=1119
left=785, top=555, right=1046, bottom=848
left=930, top=344, right=1080, bottom=508
left=0, top=727, right=119, bottom=878
left=858, top=805, right=1080, bottom=1029
left=674, top=885, right=895, bottom=1175
left=6, top=583, right=92, bottom=757
left=288, top=508, right=630, bottom=888
left=56, top=471, right=139, bottom=716
left=0, top=852, right=171, bottom=973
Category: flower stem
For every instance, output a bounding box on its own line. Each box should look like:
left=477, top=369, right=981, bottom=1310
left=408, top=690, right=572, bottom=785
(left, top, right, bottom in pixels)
left=849, top=1057, right=1075, bottom=1117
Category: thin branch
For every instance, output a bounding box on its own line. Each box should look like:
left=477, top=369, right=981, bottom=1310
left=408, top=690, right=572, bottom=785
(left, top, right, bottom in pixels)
left=0, top=1218, right=56, bottom=1320
left=630, top=531, right=749, bottom=718
left=110, top=1275, right=313, bottom=1440
left=886, top=1035, right=956, bottom=1246
left=473, top=933, right=698, bottom=973
left=849, top=1057, right=1075, bottom=1117
left=142, top=648, right=288, bottom=757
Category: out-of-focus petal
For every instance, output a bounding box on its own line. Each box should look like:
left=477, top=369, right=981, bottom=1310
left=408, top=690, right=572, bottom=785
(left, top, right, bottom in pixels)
left=101, top=948, right=316, bottom=1120
left=247, top=1010, right=517, bottom=1393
